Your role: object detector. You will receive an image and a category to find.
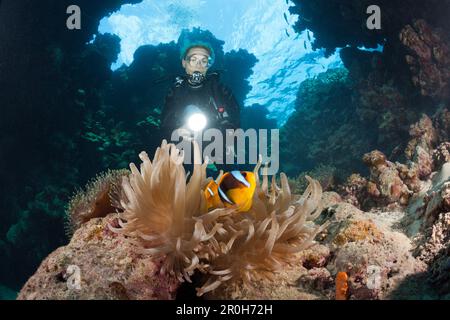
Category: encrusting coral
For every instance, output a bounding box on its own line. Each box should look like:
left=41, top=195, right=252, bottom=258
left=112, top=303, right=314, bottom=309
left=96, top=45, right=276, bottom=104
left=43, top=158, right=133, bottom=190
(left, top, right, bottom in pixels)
left=66, top=169, right=130, bottom=235
left=109, top=140, right=329, bottom=296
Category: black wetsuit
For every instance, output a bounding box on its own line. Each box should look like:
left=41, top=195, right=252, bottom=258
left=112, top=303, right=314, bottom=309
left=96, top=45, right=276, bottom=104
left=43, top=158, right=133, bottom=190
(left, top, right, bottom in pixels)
left=161, top=72, right=240, bottom=136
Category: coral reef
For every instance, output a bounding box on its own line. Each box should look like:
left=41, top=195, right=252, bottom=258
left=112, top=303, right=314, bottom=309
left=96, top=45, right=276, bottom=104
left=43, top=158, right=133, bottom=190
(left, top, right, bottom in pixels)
left=66, top=169, right=130, bottom=235
left=335, top=108, right=450, bottom=298
left=205, top=198, right=427, bottom=300
left=5, top=0, right=450, bottom=300
left=0, top=0, right=258, bottom=292
left=323, top=203, right=426, bottom=300
left=362, top=150, right=411, bottom=207
left=281, top=100, right=450, bottom=299
left=19, top=140, right=329, bottom=299
left=109, top=140, right=328, bottom=296
left=288, top=165, right=337, bottom=195
left=337, top=110, right=449, bottom=211
left=400, top=162, right=450, bottom=298
left=289, top=0, right=450, bottom=55
left=285, top=1, right=450, bottom=183
left=19, top=119, right=450, bottom=299
left=405, top=114, right=437, bottom=178
left=433, top=108, right=450, bottom=142
left=18, top=213, right=179, bottom=300
left=433, top=142, right=450, bottom=168
left=0, top=0, right=141, bottom=292
left=352, top=59, right=414, bottom=151
left=428, top=241, right=450, bottom=296
left=280, top=68, right=374, bottom=178
left=339, top=174, right=369, bottom=209
left=400, top=19, right=450, bottom=100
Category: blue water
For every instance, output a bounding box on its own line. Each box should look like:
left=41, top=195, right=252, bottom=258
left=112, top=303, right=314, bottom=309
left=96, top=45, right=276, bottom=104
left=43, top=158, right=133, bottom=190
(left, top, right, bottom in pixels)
left=98, top=0, right=343, bottom=125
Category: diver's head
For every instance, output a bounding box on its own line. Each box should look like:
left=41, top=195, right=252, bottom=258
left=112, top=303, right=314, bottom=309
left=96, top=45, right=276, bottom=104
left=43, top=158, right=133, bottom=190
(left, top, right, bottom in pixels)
left=182, top=45, right=213, bottom=76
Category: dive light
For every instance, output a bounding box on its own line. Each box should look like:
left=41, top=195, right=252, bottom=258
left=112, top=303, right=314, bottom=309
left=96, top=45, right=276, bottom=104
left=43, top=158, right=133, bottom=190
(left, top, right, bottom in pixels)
left=185, top=105, right=207, bottom=132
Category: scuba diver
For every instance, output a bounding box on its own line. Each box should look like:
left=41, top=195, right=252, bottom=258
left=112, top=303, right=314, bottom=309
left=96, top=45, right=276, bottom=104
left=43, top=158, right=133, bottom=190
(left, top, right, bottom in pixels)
left=161, top=43, right=241, bottom=136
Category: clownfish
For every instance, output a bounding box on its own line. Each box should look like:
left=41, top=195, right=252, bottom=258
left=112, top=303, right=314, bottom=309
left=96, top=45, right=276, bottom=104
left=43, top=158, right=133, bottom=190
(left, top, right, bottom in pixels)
left=204, top=171, right=256, bottom=212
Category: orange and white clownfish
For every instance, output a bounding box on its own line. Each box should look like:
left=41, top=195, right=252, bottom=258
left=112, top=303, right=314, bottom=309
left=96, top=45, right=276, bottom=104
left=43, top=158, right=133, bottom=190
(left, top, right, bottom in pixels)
left=204, top=171, right=256, bottom=212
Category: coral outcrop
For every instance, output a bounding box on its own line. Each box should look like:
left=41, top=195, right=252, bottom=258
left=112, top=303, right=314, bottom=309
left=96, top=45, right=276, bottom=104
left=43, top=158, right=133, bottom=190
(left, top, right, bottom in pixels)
left=18, top=213, right=179, bottom=300
left=19, top=123, right=450, bottom=299
left=362, top=150, right=411, bottom=207
left=400, top=19, right=450, bottom=100
left=205, top=198, right=427, bottom=300
left=66, top=169, right=129, bottom=234
left=19, top=141, right=329, bottom=299
left=109, top=141, right=329, bottom=296
left=0, top=1, right=258, bottom=293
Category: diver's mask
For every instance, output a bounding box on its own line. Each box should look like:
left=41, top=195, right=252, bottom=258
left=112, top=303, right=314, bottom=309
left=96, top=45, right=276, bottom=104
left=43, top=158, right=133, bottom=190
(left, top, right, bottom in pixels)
left=188, top=71, right=206, bottom=86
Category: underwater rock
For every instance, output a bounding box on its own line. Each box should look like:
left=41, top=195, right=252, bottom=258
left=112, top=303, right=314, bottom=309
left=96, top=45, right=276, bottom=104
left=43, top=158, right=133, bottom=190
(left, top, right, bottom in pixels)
left=414, top=206, right=450, bottom=297
left=206, top=201, right=427, bottom=300
left=66, top=169, right=130, bottom=235
left=110, top=141, right=330, bottom=297
left=18, top=213, right=180, bottom=300
left=204, top=247, right=333, bottom=300
left=322, top=203, right=381, bottom=247
left=428, top=240, right=450, bottom=295
left=363, top=150, right=411, bottom=207
left=356, top=75, right=412, bottom=150
left=433, top=142, right=450, bottom=168
left=324, top=203, right=426, bottom=300
left=320, top=192, right=342, bottom=209
left=339, top=110, right=449, bottom=209
left=394, top=159, right=450, bottom=297
left=397, top=158, right=450, bottom=297
left=289, top=1, right=450, bottom=57
left=332, top=219, right=383, bottom=247
left=406, top=162, right=450, bottom=227
left=395, top=163, right=422, bottom=195
left=280, top=68, right=373, bottom=177
left=416, top=210, right=450, bottom=265
left=297, top=267, right=334, bottom=296
left=405, top=114, right=438, bottom=178
left=400, top=19, right=450, bottom=100
left=288, top=165, right=338, bottom=195
left=339, top=174, right=369, bottom=209
left=422, top=170, right=450, bottom=228
left=407, top=163, right=450, bottom=263
left=301, top=245, right=331, bottom=270
left=432, top=108, right=450, bottom=142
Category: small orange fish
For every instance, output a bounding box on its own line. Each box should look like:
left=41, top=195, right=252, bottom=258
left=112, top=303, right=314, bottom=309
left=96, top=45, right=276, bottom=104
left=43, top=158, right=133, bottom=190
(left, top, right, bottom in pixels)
left=204, top=171, right=256, bottom=212
left=335, top=271, right=349, bottom=300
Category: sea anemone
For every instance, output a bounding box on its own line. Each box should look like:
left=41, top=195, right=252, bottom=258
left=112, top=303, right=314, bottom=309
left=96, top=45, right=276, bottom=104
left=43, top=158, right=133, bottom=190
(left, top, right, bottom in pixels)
left=66, top=169, right=129, bottom=236
left=197, top=165, right=330, bottom=296
left=110, top=140, right=328, bottom=296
